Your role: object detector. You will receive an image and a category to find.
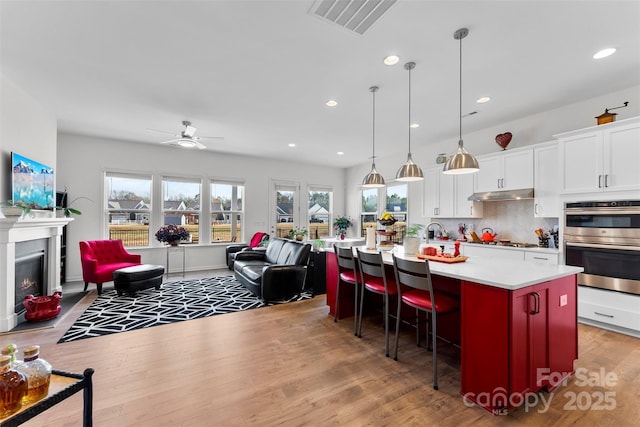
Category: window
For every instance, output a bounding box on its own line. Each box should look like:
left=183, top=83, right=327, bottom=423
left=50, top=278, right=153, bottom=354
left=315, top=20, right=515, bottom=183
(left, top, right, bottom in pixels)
left=360, top=187, right=378, bottom=236
left=211, top=181, right=244, bottom=243
left=385, top=182, right=408, bottom=243
left=163, top=177, right=201, bottom=244
left=106, top=172, right=152, bottom=247
left=360, top=182, right=409, bottom=244
left=308, top=186, right=333, bottom=239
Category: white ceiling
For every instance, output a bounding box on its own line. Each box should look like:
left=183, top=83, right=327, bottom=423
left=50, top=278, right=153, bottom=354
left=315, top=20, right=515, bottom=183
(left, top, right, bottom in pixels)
left=2, top=0, right=639, bottom=167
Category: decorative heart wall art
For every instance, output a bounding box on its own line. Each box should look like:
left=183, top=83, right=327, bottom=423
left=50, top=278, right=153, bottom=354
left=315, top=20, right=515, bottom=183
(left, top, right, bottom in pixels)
left=495, top=132, right=512, bottom=150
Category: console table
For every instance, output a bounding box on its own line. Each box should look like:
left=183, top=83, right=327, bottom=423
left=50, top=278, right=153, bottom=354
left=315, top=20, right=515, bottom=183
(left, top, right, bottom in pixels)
left=0, top=368, right=94, bottom=427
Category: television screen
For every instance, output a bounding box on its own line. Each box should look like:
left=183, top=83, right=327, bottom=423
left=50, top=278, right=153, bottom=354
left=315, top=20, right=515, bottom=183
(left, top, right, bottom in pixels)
left=11, top=152, right=55, bottom=210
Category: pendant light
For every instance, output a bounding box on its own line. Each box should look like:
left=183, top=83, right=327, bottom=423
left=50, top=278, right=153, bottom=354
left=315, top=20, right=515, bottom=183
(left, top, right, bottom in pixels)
left=442, top=28, right=479, bottom=175
left=396, top=62, right=424, bottom=181
left=362, top=86, right=386, bottom=187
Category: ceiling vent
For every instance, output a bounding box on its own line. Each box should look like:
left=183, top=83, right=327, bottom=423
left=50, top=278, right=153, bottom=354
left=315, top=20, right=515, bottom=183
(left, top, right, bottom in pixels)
left=309, top=0, right=397, bottom=35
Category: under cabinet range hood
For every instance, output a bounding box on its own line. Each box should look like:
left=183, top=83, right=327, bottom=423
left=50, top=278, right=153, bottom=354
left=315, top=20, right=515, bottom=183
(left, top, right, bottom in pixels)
left=468, top=188, right=535, bottom=201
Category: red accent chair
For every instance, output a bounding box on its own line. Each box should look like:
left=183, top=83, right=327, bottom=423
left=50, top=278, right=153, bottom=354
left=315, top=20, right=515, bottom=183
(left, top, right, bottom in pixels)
left=80, top=240, right=142, bottom=294
left=391, top=254, right=460, bottom=390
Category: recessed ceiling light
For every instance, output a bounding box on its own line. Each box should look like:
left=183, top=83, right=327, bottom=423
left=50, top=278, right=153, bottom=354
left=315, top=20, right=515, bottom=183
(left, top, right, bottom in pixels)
left=383, top=55, right=400, bottom=65
left=326, top=100, right=338, bottom=107
left=476, top=96, right=491, bottom=104
left=288, top=143, right=296, bottom=148
left=593, top=48, right=616, bottom=59
left=337, top=151, right=344, bottom=155
left=409, top=123, right=420, bottom=128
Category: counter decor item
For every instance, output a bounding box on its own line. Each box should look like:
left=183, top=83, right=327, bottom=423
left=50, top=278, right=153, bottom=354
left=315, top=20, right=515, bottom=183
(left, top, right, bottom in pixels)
left=23, top=291, right=62, bottom=322
left=481, top=228, right=498, bottom=243
left=365, top=227, right=376, bottom=249
left=333, top=216, right=353, bottom=239
left=403, top=224, right=424, bottom=254
left=495, top=132, right=512, bottom=150
left=155, top=224, right=190, bottom=246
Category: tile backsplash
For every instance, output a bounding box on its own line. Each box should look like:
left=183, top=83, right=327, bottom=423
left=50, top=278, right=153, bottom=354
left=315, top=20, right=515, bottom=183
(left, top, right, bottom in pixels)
left=432, top=199, right=559, bottom=245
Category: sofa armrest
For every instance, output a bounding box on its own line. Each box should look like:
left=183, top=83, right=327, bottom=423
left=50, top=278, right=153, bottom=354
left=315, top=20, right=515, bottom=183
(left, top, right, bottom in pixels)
left=261, top=265, right=307, bottom=303
left=234, top=251, right=267, bottom=262
left=226, top=244, right=249, bottom=255
left=123, top=253, right=142, bottom=263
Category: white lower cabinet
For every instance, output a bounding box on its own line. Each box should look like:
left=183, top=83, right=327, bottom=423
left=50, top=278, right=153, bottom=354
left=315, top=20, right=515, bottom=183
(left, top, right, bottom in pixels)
left=462, top=244, right=524, bottom=261
left=524, top=250, right=559, bottom=264
left=578, top=286, right=640, bottom=336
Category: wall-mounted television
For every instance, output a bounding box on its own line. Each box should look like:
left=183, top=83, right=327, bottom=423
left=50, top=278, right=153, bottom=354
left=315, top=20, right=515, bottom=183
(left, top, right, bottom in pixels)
left=11, top=152, right=55, bottom=210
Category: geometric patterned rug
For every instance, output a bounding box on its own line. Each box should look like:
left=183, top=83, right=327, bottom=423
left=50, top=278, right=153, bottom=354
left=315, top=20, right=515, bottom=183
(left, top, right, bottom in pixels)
left=58, top=276, right=312, bottom=343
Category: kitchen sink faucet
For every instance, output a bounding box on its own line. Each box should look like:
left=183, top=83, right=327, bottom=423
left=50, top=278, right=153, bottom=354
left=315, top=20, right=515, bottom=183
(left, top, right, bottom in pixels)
left=426, top=222, right=448, bottom=239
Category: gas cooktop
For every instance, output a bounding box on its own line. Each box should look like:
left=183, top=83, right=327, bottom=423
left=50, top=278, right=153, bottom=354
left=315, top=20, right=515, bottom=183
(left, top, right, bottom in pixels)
left=467, top=241, right=539, bottom=248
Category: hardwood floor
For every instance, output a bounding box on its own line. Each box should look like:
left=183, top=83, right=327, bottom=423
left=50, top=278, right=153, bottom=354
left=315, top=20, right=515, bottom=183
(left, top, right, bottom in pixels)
left=2, top=270, right=639, bottom=426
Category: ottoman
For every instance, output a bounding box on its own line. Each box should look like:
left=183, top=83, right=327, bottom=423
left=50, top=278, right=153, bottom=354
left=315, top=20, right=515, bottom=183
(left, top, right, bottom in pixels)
left=113, top=264, right=165, bottom=297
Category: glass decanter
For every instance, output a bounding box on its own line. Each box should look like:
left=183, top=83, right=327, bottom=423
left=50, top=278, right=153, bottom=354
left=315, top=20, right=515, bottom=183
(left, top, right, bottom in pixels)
left=16, top=345, right=52, bottom=404
left=0, top=355, right=27, bottom=418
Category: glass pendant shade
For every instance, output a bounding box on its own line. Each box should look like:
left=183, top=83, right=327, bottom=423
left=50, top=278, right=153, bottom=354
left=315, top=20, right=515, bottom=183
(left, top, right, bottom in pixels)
left=442, top=139, right=479, bottom=174
left=396, top=61, right=424, bottom=181
left=443, top=28, right=479, bottom=175
left=362, top=86, right=385, bottom=188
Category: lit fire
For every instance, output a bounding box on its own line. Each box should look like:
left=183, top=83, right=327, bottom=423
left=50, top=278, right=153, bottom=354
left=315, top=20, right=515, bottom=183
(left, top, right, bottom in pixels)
left=20, top=277, right=37, bottom=291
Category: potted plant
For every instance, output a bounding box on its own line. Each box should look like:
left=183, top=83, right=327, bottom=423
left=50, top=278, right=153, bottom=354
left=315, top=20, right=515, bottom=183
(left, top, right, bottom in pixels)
left=333, top=216, right=353, bottom=240
left=289, top=227, right=308, bottom=241
left=312, top=238, right=326, bottom=252
left=1, top=200, right=31, bottom=217
left=55, top=193, right=92, bottom=217
left=155, top=224, right=190, bottom=246
left=403, top=223, right=424, bottom=255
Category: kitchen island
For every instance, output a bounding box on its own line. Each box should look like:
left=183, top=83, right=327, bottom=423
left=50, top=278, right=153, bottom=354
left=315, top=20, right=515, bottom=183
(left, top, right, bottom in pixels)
left=325, top=247, right=583, bottom=414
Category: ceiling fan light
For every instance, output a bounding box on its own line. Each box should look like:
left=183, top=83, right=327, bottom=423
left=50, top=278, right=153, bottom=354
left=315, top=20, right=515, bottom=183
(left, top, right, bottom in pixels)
left=396, top=153, right=424, bottom=181
left=177, top=138, right=197, bottom=148
left=442, top=140, right=479, bottom=175
left=363, top=164, right=386, bottom=187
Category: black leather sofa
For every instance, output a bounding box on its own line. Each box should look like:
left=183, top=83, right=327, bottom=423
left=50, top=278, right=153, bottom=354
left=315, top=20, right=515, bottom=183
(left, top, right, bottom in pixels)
left=233, top=238, right=311, bottom=303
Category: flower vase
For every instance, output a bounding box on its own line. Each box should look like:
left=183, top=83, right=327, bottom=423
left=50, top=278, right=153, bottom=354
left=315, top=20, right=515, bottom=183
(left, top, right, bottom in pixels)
left=170, top=241, right=179, bottom=247
left=340, top=234, right=345, bottom=240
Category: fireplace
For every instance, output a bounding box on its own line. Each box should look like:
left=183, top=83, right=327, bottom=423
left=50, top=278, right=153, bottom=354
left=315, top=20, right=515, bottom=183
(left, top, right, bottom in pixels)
left=0, top=216, right=72, bottom=332
left=14, top=239, right=48, bottom=315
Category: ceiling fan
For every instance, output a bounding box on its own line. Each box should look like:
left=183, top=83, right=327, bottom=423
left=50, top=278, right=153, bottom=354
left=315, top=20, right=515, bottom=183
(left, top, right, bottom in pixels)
left=149, top=120, right=223, bottom=149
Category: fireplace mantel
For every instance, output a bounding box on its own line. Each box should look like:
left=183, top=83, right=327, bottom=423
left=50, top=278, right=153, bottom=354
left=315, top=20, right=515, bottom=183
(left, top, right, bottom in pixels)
left=0, top=217, right=73, bottom=332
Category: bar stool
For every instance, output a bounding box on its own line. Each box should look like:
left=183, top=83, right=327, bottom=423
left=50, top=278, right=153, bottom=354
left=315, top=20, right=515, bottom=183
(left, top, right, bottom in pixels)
left=334, top=245, right=360, bottom=335
left=356, top=248, right=398, bottom=357
left=392, top=254, right=460, bottom=390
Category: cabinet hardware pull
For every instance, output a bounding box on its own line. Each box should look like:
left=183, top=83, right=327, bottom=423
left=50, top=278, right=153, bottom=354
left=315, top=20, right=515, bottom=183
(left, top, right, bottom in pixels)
left=529, top=292, right=540, bottom=315
left=534, top=203, right=539, bottom=215
left=598, top=175, right=602, bottom=188
left=604, top=174, right=609, bottom=187
left=594, top=311, right=614, bottom=318
left=533, top=256, right=548, bottom=260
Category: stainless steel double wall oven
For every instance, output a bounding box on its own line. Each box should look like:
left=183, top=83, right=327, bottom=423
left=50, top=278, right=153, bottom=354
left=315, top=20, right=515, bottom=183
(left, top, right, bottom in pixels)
left=564, top=200, right=640, bottom=296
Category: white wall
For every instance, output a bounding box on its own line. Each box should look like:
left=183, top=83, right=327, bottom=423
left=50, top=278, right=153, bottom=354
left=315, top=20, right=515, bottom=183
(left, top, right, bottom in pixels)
left=57, top=133, right=346, bottom=280
left=345, top=85, right=640, bottom=234
left=0, top=73, right=57, bottom=200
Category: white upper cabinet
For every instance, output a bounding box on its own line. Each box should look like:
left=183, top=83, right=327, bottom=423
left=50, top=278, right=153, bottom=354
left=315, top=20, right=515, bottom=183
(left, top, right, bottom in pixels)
left=424, top=167, right=454, bottom=217
left=556, top=117, right=640, bottom=194
left=474, top=148, right=534, bottom=193
left=424, top=167, right=482, bottom=219
left=454, top=172, right=483, bottom=218
left=533, top=142, right=560, bottom=218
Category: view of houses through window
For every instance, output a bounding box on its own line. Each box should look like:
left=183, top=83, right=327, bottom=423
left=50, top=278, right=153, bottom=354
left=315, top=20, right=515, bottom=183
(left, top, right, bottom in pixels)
left=105, top=172, right=244, bottom=247
left=106, top=173, right=152, bottom=247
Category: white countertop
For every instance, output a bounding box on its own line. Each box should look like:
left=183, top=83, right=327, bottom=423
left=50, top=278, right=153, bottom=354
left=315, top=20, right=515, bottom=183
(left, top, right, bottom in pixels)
left=426, top=239, right=560, bottom=254
left=357, top=246, right=582, bottom=291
